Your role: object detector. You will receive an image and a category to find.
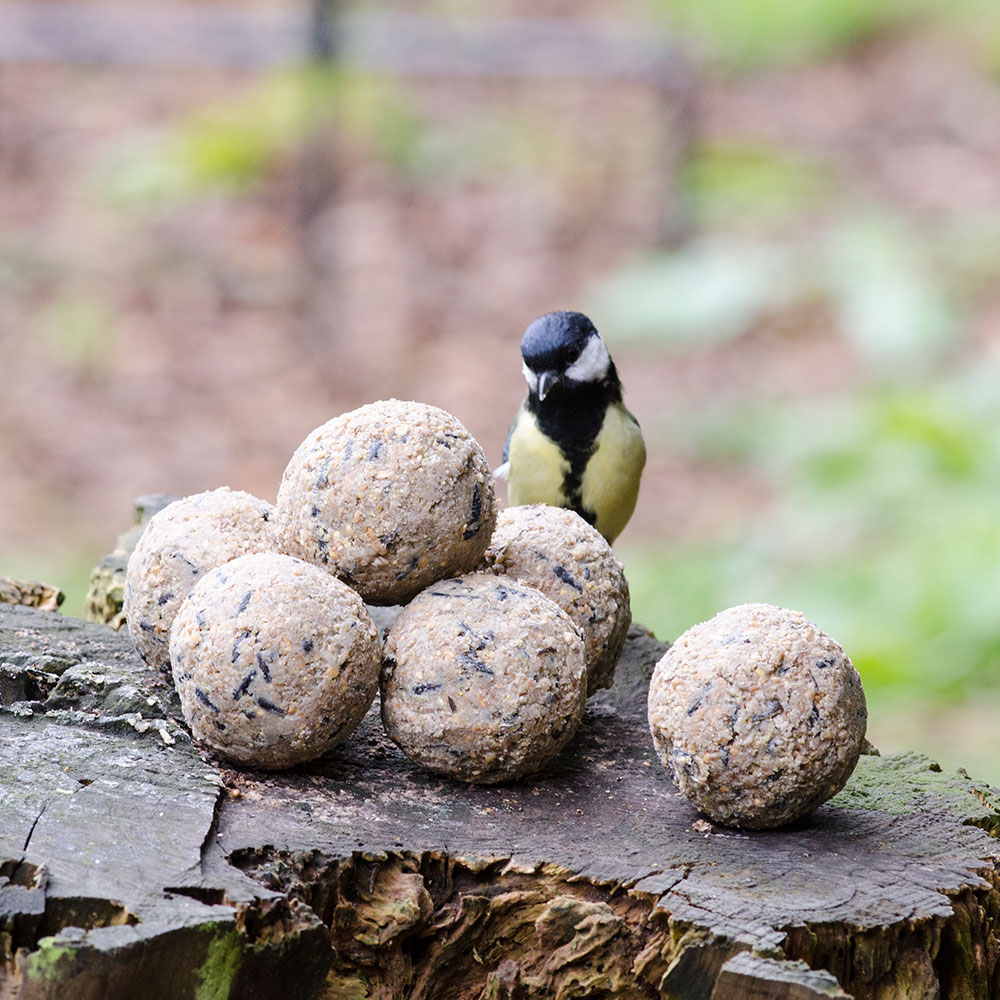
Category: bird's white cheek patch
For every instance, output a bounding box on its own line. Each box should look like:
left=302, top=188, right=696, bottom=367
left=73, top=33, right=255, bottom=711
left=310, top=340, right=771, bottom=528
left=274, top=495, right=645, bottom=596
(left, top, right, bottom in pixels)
left=522, top=361, right=540, bottom=394
left=565, top=336, right=610, bottom=383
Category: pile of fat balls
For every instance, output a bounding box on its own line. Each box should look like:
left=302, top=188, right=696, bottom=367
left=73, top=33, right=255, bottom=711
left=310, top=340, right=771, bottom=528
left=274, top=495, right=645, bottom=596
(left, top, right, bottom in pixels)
left=124, top=398, right=867, bottom=828
left=125, top=399, right=629, bottom=783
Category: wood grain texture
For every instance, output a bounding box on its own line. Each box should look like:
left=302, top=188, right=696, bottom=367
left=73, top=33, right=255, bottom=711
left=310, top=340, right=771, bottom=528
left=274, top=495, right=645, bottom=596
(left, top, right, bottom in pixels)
left=1, top=604, right=998, bottom=999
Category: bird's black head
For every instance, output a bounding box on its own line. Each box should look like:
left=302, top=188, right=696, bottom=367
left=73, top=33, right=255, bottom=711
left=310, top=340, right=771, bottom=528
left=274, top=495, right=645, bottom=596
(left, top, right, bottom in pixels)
left=520, top=311, right=618, bottom=402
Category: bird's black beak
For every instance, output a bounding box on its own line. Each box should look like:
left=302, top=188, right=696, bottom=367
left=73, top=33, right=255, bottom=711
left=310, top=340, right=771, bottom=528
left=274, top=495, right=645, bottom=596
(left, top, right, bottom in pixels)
left=537, top=370, right=559, bottom=401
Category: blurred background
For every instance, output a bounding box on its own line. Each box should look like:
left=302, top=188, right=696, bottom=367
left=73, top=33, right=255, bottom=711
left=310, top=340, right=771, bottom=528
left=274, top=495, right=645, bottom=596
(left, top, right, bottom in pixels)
left=2, top=0, right=999, bottom=780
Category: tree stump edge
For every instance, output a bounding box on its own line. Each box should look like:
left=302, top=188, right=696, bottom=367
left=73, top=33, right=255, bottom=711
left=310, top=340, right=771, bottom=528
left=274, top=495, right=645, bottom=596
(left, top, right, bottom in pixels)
left=0, top=605, right=997, bottom=1000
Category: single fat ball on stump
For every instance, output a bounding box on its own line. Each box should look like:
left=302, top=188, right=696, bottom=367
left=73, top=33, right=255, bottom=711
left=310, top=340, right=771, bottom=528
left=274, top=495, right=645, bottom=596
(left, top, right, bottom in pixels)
left=276, top=399, right=497, bottom=605
left=124, top=487, right=278, bottom=672
left=647, top=602, right=867, bottom=829
left=481, top=503, right=631, bottom=695
left=169, top=551, right=381, bottom=770
left=381, top=572, right=587, bottom=784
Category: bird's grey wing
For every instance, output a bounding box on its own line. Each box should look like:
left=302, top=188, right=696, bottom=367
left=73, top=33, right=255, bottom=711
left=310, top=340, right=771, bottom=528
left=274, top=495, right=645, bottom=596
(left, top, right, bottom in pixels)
left=501, top=407, right=521, bottom=465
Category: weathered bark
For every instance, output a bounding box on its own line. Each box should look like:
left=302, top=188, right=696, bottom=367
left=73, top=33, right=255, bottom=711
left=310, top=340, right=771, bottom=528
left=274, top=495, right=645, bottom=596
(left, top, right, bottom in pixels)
left=1, top=604, right=998, bottom=999
left=83, top=493, right=176, bottom=630
left=711, top=953, right=850, bottom=999
left=0, top=580, right=63, bottom=613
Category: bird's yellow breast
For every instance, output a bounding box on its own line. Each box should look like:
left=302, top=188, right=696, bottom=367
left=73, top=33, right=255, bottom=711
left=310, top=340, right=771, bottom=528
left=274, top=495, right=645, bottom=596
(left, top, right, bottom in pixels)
left=506, top=401, right=645, bottom=543
left=506, top=408, right=570, bottom=510
left=581, top=403, right=645, bottom=542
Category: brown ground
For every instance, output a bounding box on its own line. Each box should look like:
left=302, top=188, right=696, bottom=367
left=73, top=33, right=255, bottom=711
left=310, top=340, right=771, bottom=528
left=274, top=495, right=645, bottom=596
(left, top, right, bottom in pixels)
left=8, top=26, right=996, bottom=552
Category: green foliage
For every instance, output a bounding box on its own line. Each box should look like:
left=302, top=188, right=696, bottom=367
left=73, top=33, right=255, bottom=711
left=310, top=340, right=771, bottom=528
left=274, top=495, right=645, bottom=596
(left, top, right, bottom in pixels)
left=329, top=69, right=426, bottom=170
left=96, top=65, right=568, bottom=209
left=97, top=68, right=425, bottom=207
left=983, top=23, right=1000, bottom=82
left=646, top=0, right=986, bottom=71
left=589, top=206, right=991, bottom=378
left=40, top=291, right=115, bottom=374
left=396, top=110, right=567, bottom=187
left=587, top=239, right=796, bottom=347
left=682, top=142, right=835, bottom=227
left=600, top=111, right=1000, bottom=778
left=604, top=148, right=1000, bottom=751
left=825, top=216, right=962, bottom=373
left=623, top=366, right=1000, bottom=706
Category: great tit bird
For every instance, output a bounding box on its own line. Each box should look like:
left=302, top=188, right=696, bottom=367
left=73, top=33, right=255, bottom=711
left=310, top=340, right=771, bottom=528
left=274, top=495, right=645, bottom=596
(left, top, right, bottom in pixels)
left=497, top=311, right=645, bottom=543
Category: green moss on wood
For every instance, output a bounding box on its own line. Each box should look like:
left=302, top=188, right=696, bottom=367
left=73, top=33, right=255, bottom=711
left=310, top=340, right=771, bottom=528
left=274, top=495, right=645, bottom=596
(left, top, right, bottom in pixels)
left=194, top=925, right=243, bottom=1000
left=830, top=751, right=1000, bottom=831
left=19, top=937, right=78, bottom=983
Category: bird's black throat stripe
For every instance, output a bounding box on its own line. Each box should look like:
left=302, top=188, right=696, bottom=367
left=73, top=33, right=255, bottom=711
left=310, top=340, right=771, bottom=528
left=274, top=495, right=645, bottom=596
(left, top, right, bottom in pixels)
left=526, top=373, right=621, bottom=526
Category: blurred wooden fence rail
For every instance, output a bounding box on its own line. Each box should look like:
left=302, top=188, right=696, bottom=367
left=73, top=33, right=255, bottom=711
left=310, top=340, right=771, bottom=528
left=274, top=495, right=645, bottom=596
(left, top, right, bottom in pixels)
left=0, top=3, right=691, bottom=91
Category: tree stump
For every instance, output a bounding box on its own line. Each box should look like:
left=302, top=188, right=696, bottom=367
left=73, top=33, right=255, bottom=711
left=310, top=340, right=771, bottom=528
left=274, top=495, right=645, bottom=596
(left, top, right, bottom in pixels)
left=1, top=603, right=998, bottom=999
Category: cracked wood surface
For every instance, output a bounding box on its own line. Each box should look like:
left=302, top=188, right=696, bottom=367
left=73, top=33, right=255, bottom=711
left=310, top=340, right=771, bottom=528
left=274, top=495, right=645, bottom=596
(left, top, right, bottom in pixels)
left=1, top=603, right=999, bottom=999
